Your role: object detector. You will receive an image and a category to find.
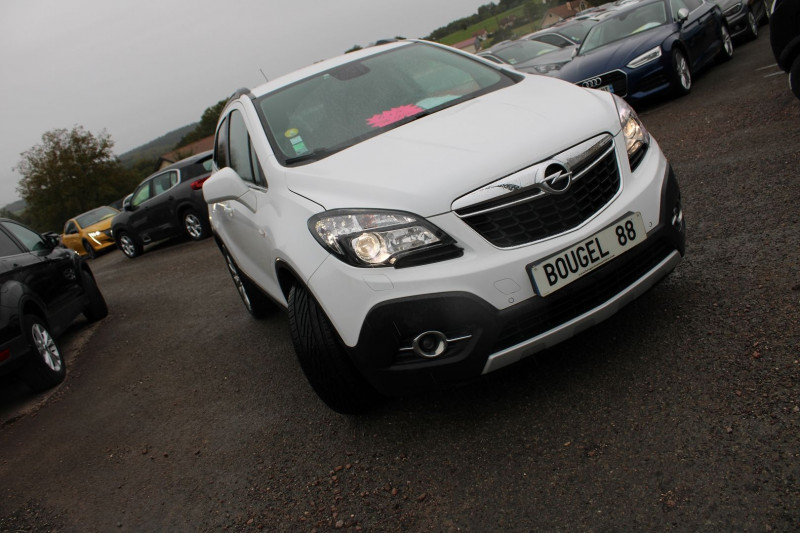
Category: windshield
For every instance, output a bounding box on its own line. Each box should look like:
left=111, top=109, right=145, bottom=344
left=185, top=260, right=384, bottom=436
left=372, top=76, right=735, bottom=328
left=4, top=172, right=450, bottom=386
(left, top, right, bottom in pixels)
left=492, top=40, right=561, bottom=64
left=556, top=20, right=599, bottom=43
left=76, top=206, right=117, bottom=228
left=580, top=2, right=668, bottom=54
left=257, top=42, right=518, bottom=165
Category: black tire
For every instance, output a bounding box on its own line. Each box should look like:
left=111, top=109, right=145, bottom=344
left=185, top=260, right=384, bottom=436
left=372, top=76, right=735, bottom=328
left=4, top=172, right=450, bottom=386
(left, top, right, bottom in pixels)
left=287, top=284, right=385, bottom=414
left=718, top=25, right=734, bottom=62
left=672, top=49, right=692, bottom=96
left=82, top=239, right=97, bottom=259
left=222, top=248, right=274, bottom=318
left=81, top=270, right=108, bottom=323
left=183, top=209, right=209, bottom=241
left=744, top=10, right=759, bottom=40
left=790, top=55, right=800, bottom=101
left=116, top=231, right=142, bottom=259
left=18, top=315, right=66, bottom=392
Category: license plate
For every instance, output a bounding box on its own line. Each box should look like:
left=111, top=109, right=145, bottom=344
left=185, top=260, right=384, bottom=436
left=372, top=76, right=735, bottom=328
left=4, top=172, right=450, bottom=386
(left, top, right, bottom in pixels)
left=598, top=84, right=614, bottom=93
left=530, top=213, right=647, bottom=297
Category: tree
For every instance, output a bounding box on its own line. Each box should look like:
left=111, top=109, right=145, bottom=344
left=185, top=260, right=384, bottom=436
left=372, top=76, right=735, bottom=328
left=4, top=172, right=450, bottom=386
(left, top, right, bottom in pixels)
left=15, top=126, right=137, bottom=232
left=178, top=99, right=227, bottom=147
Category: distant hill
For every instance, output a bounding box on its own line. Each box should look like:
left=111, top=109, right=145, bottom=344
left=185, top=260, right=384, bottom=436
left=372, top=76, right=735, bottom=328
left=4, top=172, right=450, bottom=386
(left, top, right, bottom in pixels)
left=2, top=199, right=26, bottom=215
left=118, top=123, right=197, bottom=168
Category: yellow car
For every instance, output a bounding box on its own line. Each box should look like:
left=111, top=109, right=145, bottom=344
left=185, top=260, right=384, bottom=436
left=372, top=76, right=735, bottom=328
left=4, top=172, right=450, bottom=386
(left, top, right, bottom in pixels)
left=61, top=206, right=118, bottom=258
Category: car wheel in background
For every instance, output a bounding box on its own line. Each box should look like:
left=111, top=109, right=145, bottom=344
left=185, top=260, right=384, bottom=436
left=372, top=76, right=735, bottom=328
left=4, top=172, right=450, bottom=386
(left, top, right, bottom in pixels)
left=745, top=11, right=759, bottom=39
left=718, top=25, right=734, bottom=61
left=82, top=239, right=96, bottom=259
left=18, top=315, right=66, bottom=392
left=288, top=284, right=385, bottom=414
left=183, top=209, right=209, bottom=240
left=117, top=232, right=142, bottom=259
left=672, top=49, right=692, bottom=95
left=81, top=270, right=108, bottom=323
left=222, top=248, right=274, bottom=318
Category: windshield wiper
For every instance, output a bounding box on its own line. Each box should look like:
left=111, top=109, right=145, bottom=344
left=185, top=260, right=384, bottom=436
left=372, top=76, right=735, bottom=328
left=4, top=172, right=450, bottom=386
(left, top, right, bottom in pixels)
left=284, top=148, right=337, bottom=165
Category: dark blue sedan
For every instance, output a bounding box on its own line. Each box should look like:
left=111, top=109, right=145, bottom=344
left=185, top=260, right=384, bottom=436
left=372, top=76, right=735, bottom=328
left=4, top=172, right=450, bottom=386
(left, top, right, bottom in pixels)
left=554, top=0, right=734, bottom=100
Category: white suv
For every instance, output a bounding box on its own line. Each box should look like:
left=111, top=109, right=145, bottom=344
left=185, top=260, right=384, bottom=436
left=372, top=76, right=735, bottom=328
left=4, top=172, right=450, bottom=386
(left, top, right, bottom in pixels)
left=204, top=40, right=685, bottom=413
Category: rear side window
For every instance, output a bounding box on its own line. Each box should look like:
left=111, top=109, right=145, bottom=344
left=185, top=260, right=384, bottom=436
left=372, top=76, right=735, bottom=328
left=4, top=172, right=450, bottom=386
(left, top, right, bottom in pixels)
left=214, top=115, right=230, bottom=169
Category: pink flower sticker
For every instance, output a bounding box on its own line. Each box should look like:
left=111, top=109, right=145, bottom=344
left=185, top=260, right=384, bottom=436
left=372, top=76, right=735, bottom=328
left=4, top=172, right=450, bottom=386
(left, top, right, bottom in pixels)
left=367, top=105, right=424, bottom=128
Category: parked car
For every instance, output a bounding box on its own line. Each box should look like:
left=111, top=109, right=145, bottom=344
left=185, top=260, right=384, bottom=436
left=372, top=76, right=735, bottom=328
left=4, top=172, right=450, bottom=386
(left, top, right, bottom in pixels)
left=61, top=205, right=118, bottom=258
left=524, top=17, right=601, bottom=48
left=553, top=0, right=733, bottom=100
left=770, top=0, right=800, bottom=99
left=204, top=39, right=685, bottom=413
left=478, top=39, right=577, bottom=75
left=111, top=150, right=213, bottom=258
left=0, top=219, right=108, bottom=392
left=713, top=0, right=770, bottom=40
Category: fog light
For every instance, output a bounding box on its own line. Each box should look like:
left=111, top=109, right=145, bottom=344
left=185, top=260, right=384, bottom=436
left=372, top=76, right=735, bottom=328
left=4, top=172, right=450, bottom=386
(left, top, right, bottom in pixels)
left=412, top=331, right=448, bottom=358
left=672, top=201, right=684, bottom=231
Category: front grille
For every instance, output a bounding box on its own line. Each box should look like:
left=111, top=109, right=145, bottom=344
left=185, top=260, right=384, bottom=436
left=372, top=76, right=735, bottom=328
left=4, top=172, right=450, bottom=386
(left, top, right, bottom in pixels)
left=457, top=144, right=621, bottom=248
left=577, top=70, right=628, bottom=97
left=493, top=235, right=674, bottom=352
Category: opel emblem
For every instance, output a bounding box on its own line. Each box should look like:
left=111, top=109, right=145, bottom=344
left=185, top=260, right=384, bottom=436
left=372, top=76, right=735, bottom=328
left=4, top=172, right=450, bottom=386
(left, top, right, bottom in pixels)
left=538, top=163, right=572, bottom=194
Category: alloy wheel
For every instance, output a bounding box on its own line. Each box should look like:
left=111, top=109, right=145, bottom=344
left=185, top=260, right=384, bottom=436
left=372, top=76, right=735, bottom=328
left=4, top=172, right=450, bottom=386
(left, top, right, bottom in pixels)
left=31, top=323, right=62, bottom=372
left=185, top=213, right=203, bottom=239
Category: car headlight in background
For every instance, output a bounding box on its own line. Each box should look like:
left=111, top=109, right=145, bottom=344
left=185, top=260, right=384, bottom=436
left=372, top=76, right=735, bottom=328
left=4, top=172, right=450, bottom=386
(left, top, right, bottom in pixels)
left=724, top=2, right=743, bottom=16
left=626, top=46, right=662, bottom=69
left=613, top=94, right=650, bottom=171
left=531, top=63, right=564, bottom=74
left=309, top=210, right=459, bottom=267
left=88, top=231, right=103, bottom=244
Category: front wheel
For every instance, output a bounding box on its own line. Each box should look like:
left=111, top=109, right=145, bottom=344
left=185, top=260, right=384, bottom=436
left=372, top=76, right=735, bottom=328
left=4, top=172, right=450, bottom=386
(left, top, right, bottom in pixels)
left=18, top=315, right=66, bottom=392
left=744, top=11, right=758, bottom=40
left=82, top=239, right=97, bottom=259
left=81, top=270, right=108, bottom=323
left=288, top=284, right=385, bottom=414
left=718, top=25, right=734, bottom=62
left=183, top=209, right=209, bottom=240
left=672, top=49, right=692, bottom=96
left=117, top=232, right=142, bottom=259
left=790, top=55, right=800, bottom=100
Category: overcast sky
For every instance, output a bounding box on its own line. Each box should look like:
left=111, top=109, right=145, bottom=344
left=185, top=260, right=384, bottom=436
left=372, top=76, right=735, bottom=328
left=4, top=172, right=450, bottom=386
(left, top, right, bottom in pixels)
left=0, top=0, right=489, bottom=206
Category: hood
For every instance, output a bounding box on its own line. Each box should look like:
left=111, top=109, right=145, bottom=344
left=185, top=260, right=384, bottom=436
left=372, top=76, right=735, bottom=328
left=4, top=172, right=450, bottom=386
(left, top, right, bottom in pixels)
left=285, top=76, right=620, bottom=217
left=558, top=26, right=674, bottom=82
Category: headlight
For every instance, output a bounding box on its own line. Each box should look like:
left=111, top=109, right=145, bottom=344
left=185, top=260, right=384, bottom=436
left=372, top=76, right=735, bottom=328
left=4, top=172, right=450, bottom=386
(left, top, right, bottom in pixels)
left=612, top=94, right=650, bottom=169
left=531, top=63, right=563, bottom=74
left=724, top=2, right=743, bottom=16
left=626, top=46, right=662, bottom=69
left=88, top=231, right=102, bottom=238
left=309, top=210, right=458, bottom=267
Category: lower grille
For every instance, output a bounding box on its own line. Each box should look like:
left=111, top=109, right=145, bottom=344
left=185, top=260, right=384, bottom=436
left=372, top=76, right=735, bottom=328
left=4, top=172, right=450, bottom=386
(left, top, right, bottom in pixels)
left=493, top=235, right=674, bottom=352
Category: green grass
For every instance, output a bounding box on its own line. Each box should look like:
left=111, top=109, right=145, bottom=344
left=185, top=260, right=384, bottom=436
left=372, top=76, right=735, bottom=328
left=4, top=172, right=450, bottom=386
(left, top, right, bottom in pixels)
left=437, top=6, right=543, bottom=48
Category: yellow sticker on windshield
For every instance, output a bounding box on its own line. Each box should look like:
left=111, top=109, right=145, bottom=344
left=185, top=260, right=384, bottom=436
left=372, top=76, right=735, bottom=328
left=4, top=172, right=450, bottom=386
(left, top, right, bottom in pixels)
left=285, top=128, right=299, bottom=138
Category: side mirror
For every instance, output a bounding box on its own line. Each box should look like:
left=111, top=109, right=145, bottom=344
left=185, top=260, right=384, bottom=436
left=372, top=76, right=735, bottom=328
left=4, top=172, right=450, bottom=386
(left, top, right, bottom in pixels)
left=42, top=232, right=62, bottom=249
left=203, top=167, right=257, bottom=212
left=123, top=194, right=133, bottom=211
left=677, top=8, right=689, bottom=23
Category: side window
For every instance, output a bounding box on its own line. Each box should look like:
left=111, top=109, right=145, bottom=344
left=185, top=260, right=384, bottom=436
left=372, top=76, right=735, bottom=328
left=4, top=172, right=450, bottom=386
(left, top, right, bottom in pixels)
left=131, top=181, right=153, bottom=207
left=215, top=115, right=230, bottom=169
left=0, top=228, right=23, bottom=257
left=152, top=171, right=177, bottom=195
left=1, top=221, right=48, bottom=253
left=64, top=221, right=78, bottom=234
left=229, top=110, right=267, bottom=187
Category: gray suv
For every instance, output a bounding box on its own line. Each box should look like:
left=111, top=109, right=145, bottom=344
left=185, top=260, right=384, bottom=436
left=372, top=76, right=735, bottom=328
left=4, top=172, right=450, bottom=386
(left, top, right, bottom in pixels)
left=112, top=151, right=213, bottom=258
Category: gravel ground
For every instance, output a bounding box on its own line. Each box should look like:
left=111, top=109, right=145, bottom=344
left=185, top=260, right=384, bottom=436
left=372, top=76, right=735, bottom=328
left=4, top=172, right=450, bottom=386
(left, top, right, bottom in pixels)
left=1, top=30, right=798, bottom=532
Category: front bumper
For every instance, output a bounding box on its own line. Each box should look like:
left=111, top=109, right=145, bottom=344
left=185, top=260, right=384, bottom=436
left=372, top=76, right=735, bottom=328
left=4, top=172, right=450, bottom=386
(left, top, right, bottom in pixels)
left=345, top=166, right=685, bottom=395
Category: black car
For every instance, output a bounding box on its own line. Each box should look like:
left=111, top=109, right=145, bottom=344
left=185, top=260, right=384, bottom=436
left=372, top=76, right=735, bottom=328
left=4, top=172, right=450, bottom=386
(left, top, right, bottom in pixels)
left=770, top=0, right=800, bottom=99
left=713, top=0, right=770, bottom=40
left=0, top=219, right=107, bottom=392
left=112, top=150, right=213, bottom=258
